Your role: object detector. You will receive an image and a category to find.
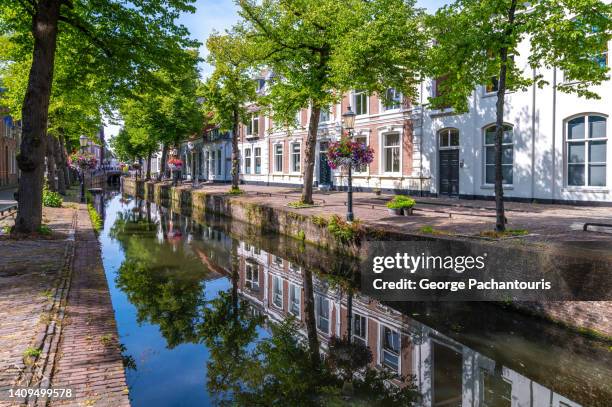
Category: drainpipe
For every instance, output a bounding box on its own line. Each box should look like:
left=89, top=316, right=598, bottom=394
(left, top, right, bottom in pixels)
left=552, top=68, right=557, bottom=202
left=531, top=67, right=537, bottom=201
left=419, top=81, right=425, bottom=197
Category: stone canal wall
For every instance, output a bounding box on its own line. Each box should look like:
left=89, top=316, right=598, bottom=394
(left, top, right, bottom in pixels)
left=123, top=178, right=612, bottom=339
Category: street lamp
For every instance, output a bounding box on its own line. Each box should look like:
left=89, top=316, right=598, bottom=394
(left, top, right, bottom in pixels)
left=79, top=135, right=88, bottom=203
left=342, top=106, right=356, bottom=222
left=187, top=141, right=198, bottom=188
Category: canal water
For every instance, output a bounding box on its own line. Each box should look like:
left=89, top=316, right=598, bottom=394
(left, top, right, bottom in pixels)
left=98, top=192, right=611, bottom=406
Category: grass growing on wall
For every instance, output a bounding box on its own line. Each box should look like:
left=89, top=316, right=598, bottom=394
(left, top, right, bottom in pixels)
left=86, top=192, right=103, bottom=234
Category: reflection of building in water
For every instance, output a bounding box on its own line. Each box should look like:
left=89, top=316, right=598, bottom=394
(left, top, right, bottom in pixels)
left=235, top=242, right=582, bottom=407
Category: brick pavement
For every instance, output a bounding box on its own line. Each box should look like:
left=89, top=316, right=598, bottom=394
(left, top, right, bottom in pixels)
left=0, top=204, right=129, bottom=407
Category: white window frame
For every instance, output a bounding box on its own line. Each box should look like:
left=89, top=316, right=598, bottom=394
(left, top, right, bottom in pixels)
left=565, top=114, right=608, bottom=188
left=319, top=106, right=331, bottom=123
left=272, top=275, right=283, bottom=309
left=245, top=260, right=259, bottom=292
left=352, top=313, right=367, bottom=346
left=288, top=284, right=301, bottom=317
left=244, top=148, right=251, bottom=174
left=217, top=148, right=222, bottom=175
left=438, top=128, right=460, bottom=150
left=483, top=124, right=514, bottom=186
left=254, top=147, right=262, bottom=174
left=381, top=88, right=402, bottom=112
left=353, top=90, right=369, bottom=116
left=379, top=324, right=401, bottom=373
left=315, top=294, right=330, bottom=335
left=274, top=143, right=283, bottom=173
left=291, top=142, right=301, bottom=173
left=353, top=134, right=370, bottom=174
left=382, top=132, right=401, bottom=174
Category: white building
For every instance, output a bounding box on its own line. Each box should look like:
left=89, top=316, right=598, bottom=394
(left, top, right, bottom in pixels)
left=419, top=35, right=611, bottom=204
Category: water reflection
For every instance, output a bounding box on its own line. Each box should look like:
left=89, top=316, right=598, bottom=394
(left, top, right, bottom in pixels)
left=103, top=194, right=611, bottom=407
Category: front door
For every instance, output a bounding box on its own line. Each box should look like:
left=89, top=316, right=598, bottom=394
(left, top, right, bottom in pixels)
left=319, top=142, right=332, bottom=186
left=439, top=149, right=459, bottom=196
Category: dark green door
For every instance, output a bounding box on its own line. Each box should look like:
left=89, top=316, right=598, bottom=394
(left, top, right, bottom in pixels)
left=439, top=149, right=459, bottom=196
left=319, top=142, right=332, bottom=186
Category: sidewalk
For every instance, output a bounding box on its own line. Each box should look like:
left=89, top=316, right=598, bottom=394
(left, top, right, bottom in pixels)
left=169, top=181, right=612, bottom=251
left=0, top=202, right=129, bottom=406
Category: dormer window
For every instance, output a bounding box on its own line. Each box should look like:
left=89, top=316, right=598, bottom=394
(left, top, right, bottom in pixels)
left=354, top=90, right=368, bottom=116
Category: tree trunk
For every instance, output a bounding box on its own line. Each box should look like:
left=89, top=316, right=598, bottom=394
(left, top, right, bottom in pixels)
left=54, top=136, right=66, bottom=195
left=302, top=267, right=320, bottom=370
left=146, top=151, right=152, bottom=180
left=46, top=136, right=57, bottom=192
left=15, top=0, right=61, bottom=233
left=494, top=0, right=517, bottom=233
left=159, top=144, right=168, bottom=180
left=301, top=104, right=321, bottom=204
left=231, top=107, right=240, bottom=190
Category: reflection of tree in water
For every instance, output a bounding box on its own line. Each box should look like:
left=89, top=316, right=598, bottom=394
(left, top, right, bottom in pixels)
left=111, top=201, right=418, bottom=405
left=200, top=250, right=419, bottom=406
left=111, top=206, right=210, bottom=349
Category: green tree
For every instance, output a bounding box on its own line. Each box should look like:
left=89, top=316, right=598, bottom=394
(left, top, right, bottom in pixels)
left=204, top=32, right=258, bottom=191
left=236, top=0, right=426, bottom=204
left=0, top=0, right=198, bottom=233
left=426, top=0, right=612, bottom=231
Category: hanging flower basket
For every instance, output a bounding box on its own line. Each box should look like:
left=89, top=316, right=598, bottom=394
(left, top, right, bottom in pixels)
left=326, top=136, right=374, bottom=170
left=69, top=152, right=98, bottom=170
left=168, top=158, right=183, bottom=171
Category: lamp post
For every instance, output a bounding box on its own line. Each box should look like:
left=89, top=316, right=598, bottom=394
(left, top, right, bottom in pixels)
left=187, top=141, right=198, bottom=188
left=79, top=135, right=88, bottom=203
left=342, top=106, right=356, bottom=222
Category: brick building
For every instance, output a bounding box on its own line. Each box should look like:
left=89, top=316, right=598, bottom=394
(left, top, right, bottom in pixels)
left=0, top=110, right=20, bottom=189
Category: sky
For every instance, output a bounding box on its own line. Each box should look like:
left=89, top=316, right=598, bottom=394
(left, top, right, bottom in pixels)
left=105, top=0, right=450, bottom=139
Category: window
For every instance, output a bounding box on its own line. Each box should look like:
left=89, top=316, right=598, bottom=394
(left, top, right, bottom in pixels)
left=247, top=116, right=259, bottom=137
left=484, top=125, right=513, bottom=185
left=289, top=284, right=301, bottom=317
left=291, top=143, right=301, bottom=172
left=253, top=117, right=259, bottom=136
left=272, top=276, right=283, bottom=308
left=383, top=133, right=400, bottom=173
left=354, top=136, right=368, bottom=173
left=353, top=313, right=367, bottom=345
left=244, top=149, right=251, bottom=174
left=254, top=147, right=261, bottom=174
left=319, top=107, right=331, bottom=123
left=439, top=128, right=460, bottom=148
left=245, top=261, right=259, bottom=292
left=211, top=151, right=217, bottom=176
left=217, top=149, right=222, bottom=175
left=567, top=115, right=607, bottom=187
left=315, top=295, right=330, bottom=333
left=256, top=78, right=266, bottom=91
left=288, top=262, right=300, bottom=273
left=354, top=90, right=368, bottom=116
left=205, top=151, right=210, bottom=175
left=274, top=144, right=283, bottom=172
left=381, top=326, right=400, bottom=372
left=273, top=255, right=283, bottom=267
left=383, top=88, right=402, bottom=111
left=485, top=77, right=499, bottom=94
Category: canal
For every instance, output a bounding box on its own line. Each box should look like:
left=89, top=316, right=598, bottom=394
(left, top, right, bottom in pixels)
left=98, top=192, right=611, bottom=406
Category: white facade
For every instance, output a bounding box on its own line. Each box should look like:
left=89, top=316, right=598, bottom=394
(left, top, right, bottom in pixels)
left=420, top=37, right=612, bottom=203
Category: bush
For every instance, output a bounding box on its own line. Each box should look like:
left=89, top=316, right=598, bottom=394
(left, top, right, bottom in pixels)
left=42, top=186, right=63, bottom=208
left=327, top=215, right=364, bottom=245
left=386, top=195, right=415, bottom=209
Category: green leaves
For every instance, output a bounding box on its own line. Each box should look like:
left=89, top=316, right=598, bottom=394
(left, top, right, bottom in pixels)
left=237, top=0, right=426, bottom=127
left=425, top=0, right=612, bottom=111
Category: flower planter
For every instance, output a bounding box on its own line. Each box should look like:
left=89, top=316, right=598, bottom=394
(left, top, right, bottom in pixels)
left=388, top=208, right=402, bottom=216
left=402, top=207, right=414, bottom=216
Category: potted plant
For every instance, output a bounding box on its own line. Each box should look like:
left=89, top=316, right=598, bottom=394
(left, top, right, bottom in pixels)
left=386, top=195, right=416, bottom=215
left=373, top=180, right=381, bottom=196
